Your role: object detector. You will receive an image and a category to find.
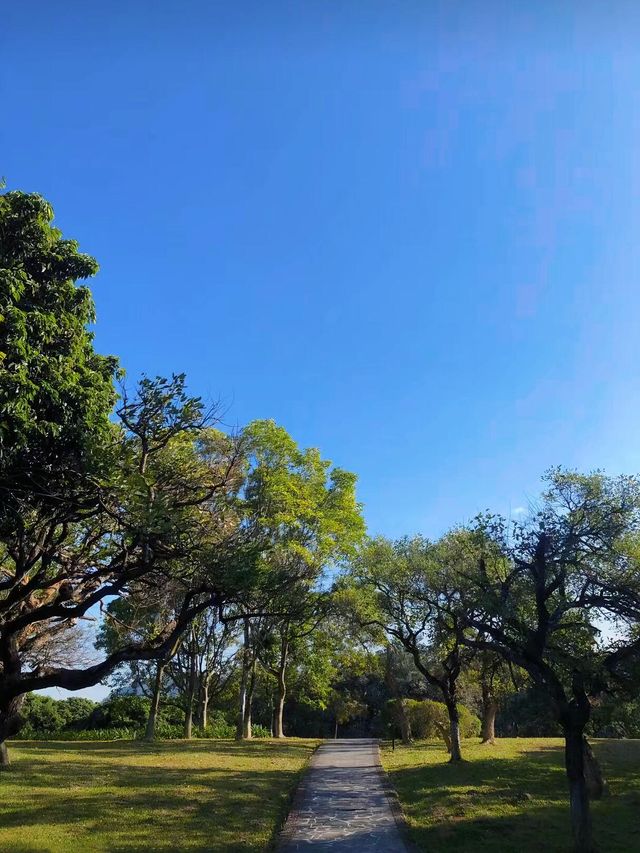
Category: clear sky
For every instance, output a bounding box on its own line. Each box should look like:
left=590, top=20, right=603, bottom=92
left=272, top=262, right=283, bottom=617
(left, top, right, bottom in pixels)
left=4, top=3, right=640, bottom=551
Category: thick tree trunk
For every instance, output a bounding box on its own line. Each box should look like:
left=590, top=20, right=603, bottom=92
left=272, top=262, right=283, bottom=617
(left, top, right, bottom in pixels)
left=445, top=700, right=463, bottom=762
left=480, top=685, right=498, bottom=744
left=583, top=738, right=607, bottom=800
left=0, top=639, right=26, bottom=764
left=398, top=702, right=413, bottom=745
left=435, top=722, right=452, bottom=752
left=564, top=726, right=595, bottom=853
left=145, top=661, right=165, bottom=741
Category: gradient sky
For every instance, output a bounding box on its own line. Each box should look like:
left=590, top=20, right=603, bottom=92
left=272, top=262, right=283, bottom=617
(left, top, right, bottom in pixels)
left=4, top=2, right=640, bottom=698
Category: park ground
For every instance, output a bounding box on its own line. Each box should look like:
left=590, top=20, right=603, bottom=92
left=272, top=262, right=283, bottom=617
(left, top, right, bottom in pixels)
left=0, top=739, right=319, bottom=852
left=1, top=737, right=638, bottom=852
left=381, top=737, right=640, bottom=853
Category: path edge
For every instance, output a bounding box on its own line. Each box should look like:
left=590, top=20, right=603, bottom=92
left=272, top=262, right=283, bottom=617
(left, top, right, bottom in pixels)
left=274, top=740, right=323, bottom=852
left=375, top=741, right=421, bottom=853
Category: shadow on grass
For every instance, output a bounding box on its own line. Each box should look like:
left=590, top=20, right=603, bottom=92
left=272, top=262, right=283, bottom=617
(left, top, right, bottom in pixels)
left=0, top=740, right=316, bottom=852
left=384, top=740, right=640, bottom=853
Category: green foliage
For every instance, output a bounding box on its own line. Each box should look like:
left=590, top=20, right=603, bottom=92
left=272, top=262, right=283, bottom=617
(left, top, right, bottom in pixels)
left=401, top=699, right=479, bottom=740
left=20, top=695, right=97, bottom=735
left=0, top=189, right=118, bottom=523
left=90, top=696, right=152, bottom=730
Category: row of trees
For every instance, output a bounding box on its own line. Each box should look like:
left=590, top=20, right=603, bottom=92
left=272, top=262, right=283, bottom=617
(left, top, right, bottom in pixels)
left=341, top=471, right=640, bottom=853
left=0, top=188, right=365, bottom=763
left=3, top=187, right=639, bottom=853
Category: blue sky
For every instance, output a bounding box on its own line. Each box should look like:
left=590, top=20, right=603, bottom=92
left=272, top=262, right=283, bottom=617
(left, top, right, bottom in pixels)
left=4, top=2, right=640, bottom=696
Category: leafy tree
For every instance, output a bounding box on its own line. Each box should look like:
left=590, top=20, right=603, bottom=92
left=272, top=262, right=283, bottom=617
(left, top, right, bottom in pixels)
left=0, top=370, right=242, bottom=763
left=345, top=535, right=473, bottom=761
left=455, top=471, right=640, bottom=852
left=230, top=420, right=364, bottom=739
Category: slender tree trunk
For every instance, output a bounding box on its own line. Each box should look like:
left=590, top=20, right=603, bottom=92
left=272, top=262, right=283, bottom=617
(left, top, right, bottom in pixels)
left=564, top=725, right=595, bottom=853
left=243, top=658, right=256, bottom=739
left=274, top=636, right=289, bottom=739
left=236, top=618, right=251, bottom=740
left=445, top=700, right=463, bottom=762
left=184, top=646, right=197, bottom=739
left=145, top=661, right=165, bottom=741
left=275, top=675, right=286, bottom=738
left=334, top=718, right=338, bottom=739
left=0, top=741, right=9, bottom=767
left=480, top=683, right=498, bottom=744
left=201, top=678, right=209, bottom=731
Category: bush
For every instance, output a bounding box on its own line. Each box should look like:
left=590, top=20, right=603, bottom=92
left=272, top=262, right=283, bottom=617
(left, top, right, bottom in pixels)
left=14, top=727, right=141, bottom=741
left=199, top=712, right=235, bottom=739
left=251, top=724, right=271, bottom=739
left=405, top=699, right=480, bottom=741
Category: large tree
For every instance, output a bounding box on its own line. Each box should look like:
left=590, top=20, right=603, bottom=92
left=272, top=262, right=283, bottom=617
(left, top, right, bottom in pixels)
left=0, top=190, right=244, bottom=763
left=346, top=535, right=472, bottom=761
left=454, top=471, right=640, bottom=852
left=230, top=419, right=364, bottom=739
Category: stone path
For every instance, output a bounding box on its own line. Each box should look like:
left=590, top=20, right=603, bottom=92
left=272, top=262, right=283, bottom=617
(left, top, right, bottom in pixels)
left=277, top=739, right=408, bottom=852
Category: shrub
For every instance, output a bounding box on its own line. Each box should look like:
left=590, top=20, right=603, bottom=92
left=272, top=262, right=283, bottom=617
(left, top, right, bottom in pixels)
left=405, top=699, right=480, bottom=741
left=251, top=724, right=272, bottom=739
left=199, top=712, right=235, bottom=739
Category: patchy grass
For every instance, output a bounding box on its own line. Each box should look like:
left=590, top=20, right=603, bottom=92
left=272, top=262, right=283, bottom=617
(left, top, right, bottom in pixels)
left=381, top=737, right=640, bottom=853
left=0, top=738, right=319, bottom=852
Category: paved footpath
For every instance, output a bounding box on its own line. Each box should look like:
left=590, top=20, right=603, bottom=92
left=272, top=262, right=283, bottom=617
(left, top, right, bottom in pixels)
left=277, top=739, right=408, bottom=852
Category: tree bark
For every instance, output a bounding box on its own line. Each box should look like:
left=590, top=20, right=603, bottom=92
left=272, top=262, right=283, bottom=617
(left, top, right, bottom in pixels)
left=583, top=737, right=607, bottom=800
left=480, top=685, right=498, bottom=744
left=200, top=677, right=209, bottom=731
left=445, top=700, right=463, bottom=762
left=274, top=635, right=289, bottom=739
left=236, top=618, right=251, bottom=740
left=242, top=658, right=256, bottom=739
left=398, top=701, right=413, bottom=744
left=145, top=660, right=165, bottom=741
left=435, top=722, right=452, bottom=753
left=274, top=675, right=286, bottom=738
left=0, top=637, right=26, bottom=764
left=183, top=638, right=197, bottom=739
left=564, top=726, right=595, bottom=853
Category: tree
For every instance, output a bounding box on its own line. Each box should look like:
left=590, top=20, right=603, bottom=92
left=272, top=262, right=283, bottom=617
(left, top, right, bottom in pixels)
left=230, top=420, right=364, bottom=739
left=257, top=591, right=330, bottom=738
left=455, top=471, right=640, bottom=852
left=0, top=370, right=242, bottom=763
left=346, top=535, right=472, bottom=761
left=0, top=189, right=119, bottom=763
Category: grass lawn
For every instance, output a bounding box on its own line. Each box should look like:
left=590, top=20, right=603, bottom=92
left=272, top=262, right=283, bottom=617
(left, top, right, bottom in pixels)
left=0, top=738, right=319, bottom=852
left=381, top=737, right=640, bottom=853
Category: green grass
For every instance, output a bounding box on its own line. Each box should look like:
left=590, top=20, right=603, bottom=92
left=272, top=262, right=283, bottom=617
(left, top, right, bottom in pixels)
left=381, top=737, right=640, bottom=853
left=0, top=738, right=319, bottom=852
